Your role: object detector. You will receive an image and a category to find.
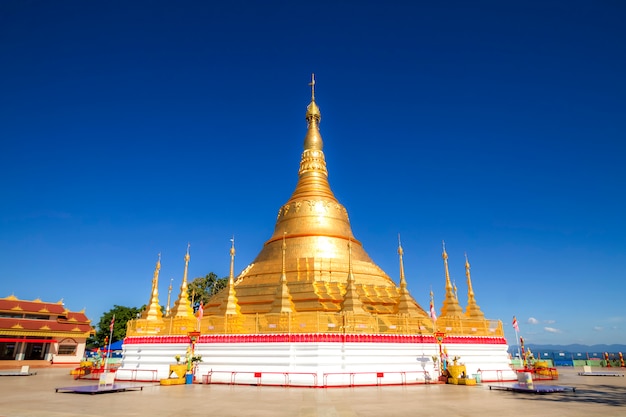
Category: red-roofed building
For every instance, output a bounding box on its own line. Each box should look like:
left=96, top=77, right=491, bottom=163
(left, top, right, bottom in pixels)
left=0, top=295, right=94, bottom=365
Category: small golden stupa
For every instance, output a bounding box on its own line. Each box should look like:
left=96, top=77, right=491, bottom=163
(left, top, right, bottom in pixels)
left=127, top=75, right=501, bottom=338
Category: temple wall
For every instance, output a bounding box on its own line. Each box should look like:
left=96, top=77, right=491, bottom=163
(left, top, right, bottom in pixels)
left=119, top=335, right=516, bottom=386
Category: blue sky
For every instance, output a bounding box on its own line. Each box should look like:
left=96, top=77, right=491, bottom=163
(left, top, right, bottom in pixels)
left=1, top=1, right=624, bottom=346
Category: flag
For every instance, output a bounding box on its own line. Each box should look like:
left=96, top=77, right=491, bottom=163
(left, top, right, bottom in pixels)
left=197, top=302, right=204, bottom=321
left=109, top=315, right=115, bottom=332
left=429, top=300, right=437, bottom=322
left=512, top=316, right=519, bottom=332
left=429, top=290, right=437, bottom=322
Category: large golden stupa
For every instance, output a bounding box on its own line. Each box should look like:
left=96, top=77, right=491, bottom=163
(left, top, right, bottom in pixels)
left=127, top=75, right=502, bottom=339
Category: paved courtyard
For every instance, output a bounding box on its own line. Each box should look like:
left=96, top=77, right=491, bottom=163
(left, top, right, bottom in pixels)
left=0, top=367, right=624, bottom=417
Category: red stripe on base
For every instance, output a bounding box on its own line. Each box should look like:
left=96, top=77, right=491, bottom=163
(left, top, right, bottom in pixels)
left=124, top=334, right=507, bottom=345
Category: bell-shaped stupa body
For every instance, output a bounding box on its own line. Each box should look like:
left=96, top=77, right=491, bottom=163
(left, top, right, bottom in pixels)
left=206, top=76, right=426, bottom=318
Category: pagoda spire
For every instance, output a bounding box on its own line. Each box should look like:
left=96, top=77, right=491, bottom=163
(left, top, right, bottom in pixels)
left=398, top=234, right=407, bottom=291
left=165, top=278, right=173, bottom=317
left=200, top=76, right=426, bottom=320
left=142, top=254, right=163, bottom=321
left=396, top=235, right=427, bottom=316
left=440, top=242, right=464, bottom=317
left=218, top=237, right=241, bottom=315
left=464, top=253, right=485, bottom=319
left=286, top=73, right=336, bottom=202
left=171, top=243, right=195, bottom=318
left=269, top=233, right=295, bottom=313
left=341, top=240, right=366, bottom=314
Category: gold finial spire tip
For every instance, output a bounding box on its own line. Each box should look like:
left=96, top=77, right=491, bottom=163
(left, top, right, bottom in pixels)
left=309, top=73, right=316, bottom=101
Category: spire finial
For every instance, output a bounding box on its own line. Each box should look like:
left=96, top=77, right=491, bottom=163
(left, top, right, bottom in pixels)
left=442, top=241, right=450, bottom=286
left=465, top=252, right=473, bottom=296
left=464, top=252, right=484, bottom=319
left=229, top=236, right=236, bottom=284
left=142, top=252, right=164, bottom=321
left=165, top=277, right=173, bottom=316
left=440, top=241, right=464, bottom=317
left=170, top=245, right=195, bottom=319
left=309, top=73, right=316, bottom=101
left=395, top=234, right=423, bottom=316
left=183, top=245, right=190, bottom=282
left=218, top=235, right=242, bottom=316
left=154, top=253, right=161, bottom=282
left=305, top=74, right=321, bottom=126
left=397, top=233, right=406, bottom=290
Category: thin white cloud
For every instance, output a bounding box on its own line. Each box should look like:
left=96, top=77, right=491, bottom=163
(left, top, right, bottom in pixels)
left=544, top=320, right=555, bottom=324
left=527, top=317, right=539, bottom=325
left=593, top=326, right=603, bottom=332
left=544, top=327, right=561, bottom=334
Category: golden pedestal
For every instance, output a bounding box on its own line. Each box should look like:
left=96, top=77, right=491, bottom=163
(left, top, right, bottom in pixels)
left=160, top=364, right=188, bottom=386
left=446, top=362, right=477, bottom=385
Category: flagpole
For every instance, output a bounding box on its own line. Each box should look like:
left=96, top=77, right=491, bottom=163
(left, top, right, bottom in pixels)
left=196, top=302, right=203, bottom=332
left=512, top=316, right=521, bottom=368
left=514, top=327, right=521, bottom=368
left=104, top=314, right=115, bottom=373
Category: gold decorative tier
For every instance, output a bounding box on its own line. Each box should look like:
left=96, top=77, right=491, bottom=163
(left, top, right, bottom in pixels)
left=125, top=311, right=504, bottom=337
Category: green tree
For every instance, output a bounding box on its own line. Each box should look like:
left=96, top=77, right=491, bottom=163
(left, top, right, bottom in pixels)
left=90, top=305, right=143, bottom=347
left=187, top=273, right=228, bottom=308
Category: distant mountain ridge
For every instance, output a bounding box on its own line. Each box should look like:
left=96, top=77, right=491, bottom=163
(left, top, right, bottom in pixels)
left=508, top=343, right=626, bottom=353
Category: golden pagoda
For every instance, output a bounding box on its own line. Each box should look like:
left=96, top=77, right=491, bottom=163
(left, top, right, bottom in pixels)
left=127, top=75, right=502, bottom=339
left=198, top=74, right=431, bottom=335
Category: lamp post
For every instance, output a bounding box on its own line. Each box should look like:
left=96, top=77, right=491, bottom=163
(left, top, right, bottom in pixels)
left=435, top=331, right=446, bottom=376
left=187, top=331, right=201, bottom=382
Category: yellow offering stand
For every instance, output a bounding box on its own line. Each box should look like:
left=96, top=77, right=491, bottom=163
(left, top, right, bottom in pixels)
left=446, top=359, right=477, bottom=385
left=160, top=364, right=188, bottom=386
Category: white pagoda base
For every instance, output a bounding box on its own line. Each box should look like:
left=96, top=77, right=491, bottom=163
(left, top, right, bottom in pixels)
left=118, top=334, right=516, bottom=387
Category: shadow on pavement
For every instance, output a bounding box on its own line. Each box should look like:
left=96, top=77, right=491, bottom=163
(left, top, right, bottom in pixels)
left=510, top=384, right=626, bottom=408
